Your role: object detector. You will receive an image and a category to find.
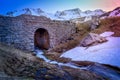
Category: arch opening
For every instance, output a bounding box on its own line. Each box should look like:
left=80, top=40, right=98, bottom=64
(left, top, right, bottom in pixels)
left=34, top=28, right=49, bottom=50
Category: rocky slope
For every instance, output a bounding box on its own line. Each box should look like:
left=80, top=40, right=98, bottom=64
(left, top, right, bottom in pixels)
left=101, top=7, right=120, bottom=18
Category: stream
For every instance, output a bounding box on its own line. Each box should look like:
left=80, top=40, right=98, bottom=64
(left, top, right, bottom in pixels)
left=34, top=49, right=120, bottom=80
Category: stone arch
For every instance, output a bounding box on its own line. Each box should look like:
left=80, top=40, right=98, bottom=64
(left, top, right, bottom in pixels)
left=34, top=28, right=50, bottom=50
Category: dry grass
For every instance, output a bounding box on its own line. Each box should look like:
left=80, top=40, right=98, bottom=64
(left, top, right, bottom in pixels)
left=50, top=22, right=90, bottom=53
left=92, top=17, right=120, bottom=36
left=0, top=42, right=43, bottom=62
left=76, top=22, right=90, bottom=32
left=50, top=17, right=120, bottom=54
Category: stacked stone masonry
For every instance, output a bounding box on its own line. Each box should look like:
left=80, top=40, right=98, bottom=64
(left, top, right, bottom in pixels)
left=0, top=15, right=76, bottom=51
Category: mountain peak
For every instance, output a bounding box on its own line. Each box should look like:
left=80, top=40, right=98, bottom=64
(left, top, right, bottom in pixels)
left=6, top=8, right=45, bottom=17
left=64, top=8, right=81, bottom=12
left=114, top=7, right=120, bottom=11
left=108, top=7, right=120, bottom=17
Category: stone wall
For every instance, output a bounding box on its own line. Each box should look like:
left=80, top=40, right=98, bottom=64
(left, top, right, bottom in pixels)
left=0, top=15, right=76, bottom=51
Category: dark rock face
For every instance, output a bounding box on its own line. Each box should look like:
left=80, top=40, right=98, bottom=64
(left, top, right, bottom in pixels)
left=0, top=15, right=76, bottom=51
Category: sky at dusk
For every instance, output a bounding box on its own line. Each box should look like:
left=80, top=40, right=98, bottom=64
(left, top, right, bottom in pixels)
left=0, top=0, right=120, bottom=14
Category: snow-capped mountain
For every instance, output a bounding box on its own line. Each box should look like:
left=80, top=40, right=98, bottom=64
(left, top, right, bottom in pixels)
left=109, top=7, right=120, bottom=17
left=55, top=8, right=105, bottom=20
left=6, top=8, right=56, bottom=19
left=6, top=8, right=105, bottom=21
left=6, top=8, right=44, bottom=16
left=101, top=7, right=120, bottom=19
left=83, top=9, right=105, bottom=16
left=54, top=8, right=81, bottom=20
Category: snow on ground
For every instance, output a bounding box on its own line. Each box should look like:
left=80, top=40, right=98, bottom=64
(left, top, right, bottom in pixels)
left=100, top=31, right=114, bottom=37
left=61, top=32, right=120, bottom=67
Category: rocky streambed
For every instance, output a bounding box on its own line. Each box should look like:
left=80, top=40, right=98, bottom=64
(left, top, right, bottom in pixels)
left=35, top=49, right=120, bottom=80
left=0, top=43, right=120, bottom=80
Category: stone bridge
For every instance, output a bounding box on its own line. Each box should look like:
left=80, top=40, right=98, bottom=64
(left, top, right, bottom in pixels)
left=0, top=15, right=76, bottom=51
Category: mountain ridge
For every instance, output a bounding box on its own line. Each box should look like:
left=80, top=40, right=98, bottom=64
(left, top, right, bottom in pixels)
left=101, top=7, right=120, bottom=18
left=5, top=8, right=105, bottom=21
left=3, top=7, right=120, bottom=22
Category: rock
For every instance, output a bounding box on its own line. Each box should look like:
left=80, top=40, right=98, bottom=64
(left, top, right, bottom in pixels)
left=62, top=66, right=105, bottom=80
left=71, top=61, right=95, bottom=67
left=86, top=17, right=100, bottom=30
left=91, top=23, right=98, bottom=30
left=80, top=33, right=107, bottom=47
left=57, top=57, right=71, bottom=63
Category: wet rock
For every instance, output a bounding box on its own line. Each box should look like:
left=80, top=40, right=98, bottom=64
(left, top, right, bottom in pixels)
left=62, top=66, right=106, bottom=80
left=71, top=61, right=95, bottom=67
left=87, top=63, right=120, bottom=80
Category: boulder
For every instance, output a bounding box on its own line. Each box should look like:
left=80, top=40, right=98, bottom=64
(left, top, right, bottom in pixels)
left=80, top=33, right=107, bottom=47
left=90, top=19, right=100, bottom=30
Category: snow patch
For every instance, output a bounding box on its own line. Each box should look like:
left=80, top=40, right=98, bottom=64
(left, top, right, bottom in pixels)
left=100, top=31, right=114, bottom=37
left=61, top=32, right=120, bottom=67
